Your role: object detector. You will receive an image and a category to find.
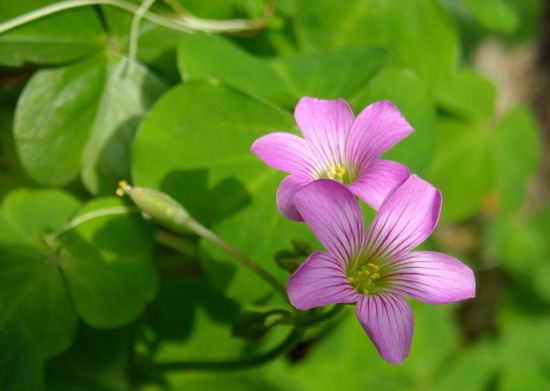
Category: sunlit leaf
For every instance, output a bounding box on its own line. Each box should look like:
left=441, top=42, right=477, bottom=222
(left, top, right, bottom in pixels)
left=491, top=106, right=541, bottom=216
left=435, top=70, right=496, bottom=120
left=133, top=81, right=315, bottom=304
left=352, top=67, right=436, bottom=175
left=59, top=197, right=158, bottom=328
left=15, top=54, right=166, bottom=194
left=178, top=33, right=385, bottom=108
left=463, top=0, right=519, bottom=33
left=429, top=117, right=492, bottom=220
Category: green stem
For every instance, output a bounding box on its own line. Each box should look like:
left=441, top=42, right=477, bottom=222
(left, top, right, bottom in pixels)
left=154, top=328, right=302, bottom=372
left=154, top=229, right=197, bottom=258
left=44, top=206, right=139, bottom=246
left=187, top=219, right=288, bottom=300
left=127, top=0, right=156, bottom=73
left=297, top=304, right=345, bottom=327
left=0, top=0, right=271, bottom=36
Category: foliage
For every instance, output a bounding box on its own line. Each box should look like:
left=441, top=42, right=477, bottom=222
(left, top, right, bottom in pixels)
left=0, top=0, right=548, bottom=390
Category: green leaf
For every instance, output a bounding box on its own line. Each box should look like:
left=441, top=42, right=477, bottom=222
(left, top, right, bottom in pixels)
left=59, top=197, right=158, bottom=328
left=265, top=305, right=458, bottom=391
left=15, top=55, right=107, bottom=185
left=277, top=48, right=386, bottom=101
left=295, top=0, right=459, bottom=85
left=0, top=190, right=157, bottom=358
left=170, top=373, right=284, bottom=391
left=132, top=81, right=314, bottom=304
left=0, top=189, right=80, bottom=358
left=428, top=117, right=492, bottom=220
left=177, top=33, right=385, bottom=108
left=0, top=318, right=44, bottom=391
left=15, top=54, right=166, bottom=194
left=498, top=316, right=550, bottom=370
left=464, top=0, right=519, bottom=33
left=100, top=7, right=183, bottom=82
left=178, top=33, right=291, bottom=106
left=80, top=60, right=167, bottom=194
left=487, top=217, right=545, bottom=275
left=149, top=278, right=242, bottom=362
left=435, top=70, right=496, bottom=120
left=491, top=106, right=541, bottom=216
left=0, top=0, right=105, bottom=67
left=376, top=0, right=459, bottom=85
left=436, top=341, right=498, bottom=391
left=500, top=369, right=550, bottom=391
left=352, top=67, right=436, bottom=175
left=0, top=106, right=33, bottom=199
left=46, top=325, right=130, bottom=391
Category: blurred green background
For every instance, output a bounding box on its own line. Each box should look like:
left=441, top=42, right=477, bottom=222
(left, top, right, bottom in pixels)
left=1, top=0, right=550, bottom=390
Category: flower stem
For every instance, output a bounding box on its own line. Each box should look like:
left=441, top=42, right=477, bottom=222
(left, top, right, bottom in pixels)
left=154, top=229, right=197, bottom=258
left=154, top=328, right=302, bottom=372
left=297, top=304, right=345, bottom=327
left=127, top=0, right=156, bottom=73
left=0, top=0, right=272, bottom=36
left=44, top=206, right=138, bottom=246
left=187, top=219, right=288, bottom=300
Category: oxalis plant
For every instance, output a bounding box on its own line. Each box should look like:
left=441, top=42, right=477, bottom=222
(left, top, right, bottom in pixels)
left=120, top=97, right=476, bottom=365
left=1, top=0, right=546, bottom=390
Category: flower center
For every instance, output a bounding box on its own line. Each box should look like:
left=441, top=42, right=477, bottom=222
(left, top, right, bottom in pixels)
left=328, top=164, right=346, bottom=180
left=321, top=164, right=356, bottom=184
left=347, top=262, right=381, bottom=295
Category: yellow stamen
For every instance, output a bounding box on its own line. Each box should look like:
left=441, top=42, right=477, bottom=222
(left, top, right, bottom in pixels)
left=328, top=164, right=346, bottom=179
left=116, top=180, right=131, bottom=197
left=366, top=263, right=379, bottom=271
left=361, top=288, right=369, bottom=295
left=371, top=273, right=380, bottom=280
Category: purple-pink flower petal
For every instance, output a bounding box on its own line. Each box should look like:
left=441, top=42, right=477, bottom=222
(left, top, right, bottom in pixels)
left=355, top=294, right=413, bottom=365
left=276, top=175, right=310, bottom=221
left=347, top=160, right=410, bottom=211
left=294, top=97, right=355, bottom=169
left=385, top=251, right=476, bottom=304
left=251, top=132, right=315, bottom=179
left=294, top=180, right=366, bottom=263
left=365, top=175, right=441, bottom=259
left=288, top=252, right=359, bottom=309
left=346, top=101, right=414, bottom=174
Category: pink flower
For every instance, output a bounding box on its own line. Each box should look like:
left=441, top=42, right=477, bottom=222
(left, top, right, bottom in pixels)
left=251, top=97, right=413, bottom=220
left=287, top=176, right=476, bottom=364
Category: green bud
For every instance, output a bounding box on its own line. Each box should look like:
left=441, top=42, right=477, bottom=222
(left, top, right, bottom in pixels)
left=117, top=181, right=194, bottom=233
left=291, top=240, right=313, bottom=256
left=232, top=310, right=290, bottom=341
left=232, top=312, right=271, bottom=341
left=275, top=250, right=304, bottom=273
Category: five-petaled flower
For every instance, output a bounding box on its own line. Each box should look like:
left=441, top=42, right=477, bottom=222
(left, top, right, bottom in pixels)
left=287, top=176, right=476, bottom=364
left=251, top=97, right=413, bottom=221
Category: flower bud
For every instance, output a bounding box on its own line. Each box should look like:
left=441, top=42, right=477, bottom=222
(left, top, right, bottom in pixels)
left=275, top=250, right=303, bottom=273
left=232, top=310, right=289, bottom=340
left=117, top=181, right=194, bottom=233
